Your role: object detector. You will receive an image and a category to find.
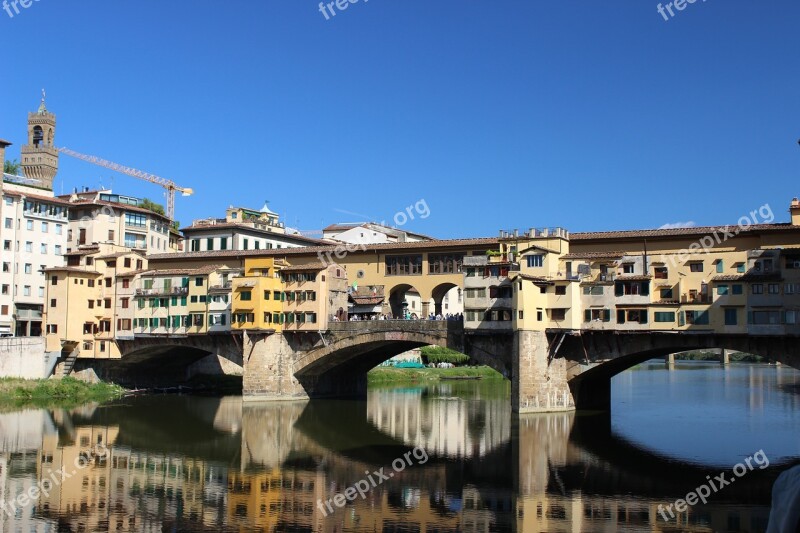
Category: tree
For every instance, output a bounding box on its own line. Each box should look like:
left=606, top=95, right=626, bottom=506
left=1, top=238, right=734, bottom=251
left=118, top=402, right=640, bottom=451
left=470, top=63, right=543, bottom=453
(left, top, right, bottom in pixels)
left=3, top=159, right=21, bottom=175
left=139, top=198, right=166, bottom=217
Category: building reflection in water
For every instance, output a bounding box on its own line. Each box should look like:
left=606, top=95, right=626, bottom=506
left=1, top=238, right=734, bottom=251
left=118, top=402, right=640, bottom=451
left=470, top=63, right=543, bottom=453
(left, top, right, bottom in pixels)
left=0, top=381, right=790, bottom=532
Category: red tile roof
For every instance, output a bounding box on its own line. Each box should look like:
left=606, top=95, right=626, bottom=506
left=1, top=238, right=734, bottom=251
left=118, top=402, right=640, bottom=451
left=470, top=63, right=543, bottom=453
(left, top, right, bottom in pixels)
left=571, top=223, right=800, bottom=241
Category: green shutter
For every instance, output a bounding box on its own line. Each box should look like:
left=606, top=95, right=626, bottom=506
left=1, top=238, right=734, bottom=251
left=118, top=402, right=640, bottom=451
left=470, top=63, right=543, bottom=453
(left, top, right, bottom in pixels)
left=615, top=283, right=623, bottom=297
left=584, top=310, right=591, bottom=322
left=603, top=309, right=611, bottom=322
left=617, top=310, right=625, bottom=324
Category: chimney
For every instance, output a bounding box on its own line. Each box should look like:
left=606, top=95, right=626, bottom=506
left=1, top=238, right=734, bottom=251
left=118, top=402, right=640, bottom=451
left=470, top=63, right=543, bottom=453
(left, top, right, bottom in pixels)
left=790, top=198, right=800, bottom=226
left=0, top=139, right=11, bottom=176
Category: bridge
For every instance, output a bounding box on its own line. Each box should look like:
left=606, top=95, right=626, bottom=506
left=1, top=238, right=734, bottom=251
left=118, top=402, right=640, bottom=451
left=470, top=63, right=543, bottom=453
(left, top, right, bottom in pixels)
left=105, top=321, right=800, bottom=414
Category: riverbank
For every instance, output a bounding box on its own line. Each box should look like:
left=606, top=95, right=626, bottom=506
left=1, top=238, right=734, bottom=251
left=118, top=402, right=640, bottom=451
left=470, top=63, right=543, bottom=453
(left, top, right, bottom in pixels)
left=367, top=366, right=503, bottom=384
left=0, top=377, right=126, bottom=410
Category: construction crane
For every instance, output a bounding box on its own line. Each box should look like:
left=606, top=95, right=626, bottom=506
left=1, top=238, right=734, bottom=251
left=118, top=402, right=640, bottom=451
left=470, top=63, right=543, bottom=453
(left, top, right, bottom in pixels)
left=56, top=147, right=193, bottom=220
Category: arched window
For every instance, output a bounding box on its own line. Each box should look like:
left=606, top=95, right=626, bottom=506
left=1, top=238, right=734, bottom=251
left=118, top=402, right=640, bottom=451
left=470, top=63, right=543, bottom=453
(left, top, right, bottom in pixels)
left=32, top=126, right=44, bottom=146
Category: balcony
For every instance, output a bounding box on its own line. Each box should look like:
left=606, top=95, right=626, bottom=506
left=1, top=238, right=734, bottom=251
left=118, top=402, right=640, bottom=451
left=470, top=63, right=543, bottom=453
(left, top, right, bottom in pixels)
left=681, top=293, right=711, bottom=304
left=135, top=286, right=189, bottom=297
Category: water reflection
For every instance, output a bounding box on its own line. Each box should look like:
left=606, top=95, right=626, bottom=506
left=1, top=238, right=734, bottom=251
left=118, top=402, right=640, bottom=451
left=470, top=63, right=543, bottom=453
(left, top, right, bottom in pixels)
left=0, top=367, right=797, bottom=532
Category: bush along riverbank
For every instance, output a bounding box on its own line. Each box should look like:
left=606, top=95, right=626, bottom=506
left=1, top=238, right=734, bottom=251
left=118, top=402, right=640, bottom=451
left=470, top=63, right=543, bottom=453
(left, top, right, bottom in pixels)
left=367, top=366, right=504, bottom=384
left=0, top=377, right=126, bottom=410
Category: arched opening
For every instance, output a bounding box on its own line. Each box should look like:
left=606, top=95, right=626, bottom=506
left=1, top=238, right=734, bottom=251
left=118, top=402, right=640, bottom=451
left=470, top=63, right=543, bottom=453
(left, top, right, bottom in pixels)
left=32, top=126, right=43, bottom=146
left=431, top=282, right=461, bottom=317
left=388, top=284, right=428, bottom=319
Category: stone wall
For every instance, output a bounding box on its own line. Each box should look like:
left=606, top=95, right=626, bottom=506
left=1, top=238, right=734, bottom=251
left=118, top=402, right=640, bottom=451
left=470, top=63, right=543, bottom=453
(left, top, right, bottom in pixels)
left=0, top=337, right=59, bottom=379
left=513, top=330, right=575, bottom=413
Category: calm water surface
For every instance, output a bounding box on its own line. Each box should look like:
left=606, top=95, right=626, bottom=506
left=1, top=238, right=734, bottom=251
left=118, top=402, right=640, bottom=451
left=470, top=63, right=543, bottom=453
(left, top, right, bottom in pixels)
left=0, top=362, right=798, bottom=532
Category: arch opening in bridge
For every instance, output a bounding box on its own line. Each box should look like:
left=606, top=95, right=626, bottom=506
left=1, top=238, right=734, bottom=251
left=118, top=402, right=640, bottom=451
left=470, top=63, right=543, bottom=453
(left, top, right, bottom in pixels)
left=388, top=284, right=431, bottom=319
left=431, top=282, right=460, bottom=317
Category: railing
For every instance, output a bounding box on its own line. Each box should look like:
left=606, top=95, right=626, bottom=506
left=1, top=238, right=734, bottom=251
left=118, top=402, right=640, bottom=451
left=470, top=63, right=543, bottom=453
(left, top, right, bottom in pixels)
left=681, top=294, right=712, bottom=304
left=135, top=286, right=189, bottom=296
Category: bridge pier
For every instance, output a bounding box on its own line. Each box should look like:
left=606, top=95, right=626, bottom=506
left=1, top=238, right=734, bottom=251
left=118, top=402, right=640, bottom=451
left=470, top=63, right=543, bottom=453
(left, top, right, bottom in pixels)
left=513, top=330, right=576, bottom=413
left=242, top=332, right=309, bottom=402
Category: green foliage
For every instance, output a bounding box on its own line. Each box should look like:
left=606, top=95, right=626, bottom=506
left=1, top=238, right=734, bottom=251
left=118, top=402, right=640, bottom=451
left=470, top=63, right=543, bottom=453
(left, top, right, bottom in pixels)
left=139, top=198, right=166, bottom=216
left=0, top=377, right=125, bottom=410
left=3, top=159, right=21, bottom=175
left=368, top=366, right=503, bottom=384
left=420, top=346, right=471, bottom=365
left=675, top=351, right=766, bottom=363
left=486, top=250, right=502, bottom=257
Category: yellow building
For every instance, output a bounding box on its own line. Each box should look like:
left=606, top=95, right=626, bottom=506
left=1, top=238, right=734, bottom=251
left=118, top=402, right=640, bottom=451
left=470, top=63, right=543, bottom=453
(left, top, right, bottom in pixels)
left=43, top=244, right=146, bottom=359
left=279, top=263, right=348, bottom=330
left=231, top=257, right=286, bottom=332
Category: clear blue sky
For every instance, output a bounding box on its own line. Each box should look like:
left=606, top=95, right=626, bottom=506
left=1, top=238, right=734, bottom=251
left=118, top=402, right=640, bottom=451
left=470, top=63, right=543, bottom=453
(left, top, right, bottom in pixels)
left=2, top=1, right=798, bottom=238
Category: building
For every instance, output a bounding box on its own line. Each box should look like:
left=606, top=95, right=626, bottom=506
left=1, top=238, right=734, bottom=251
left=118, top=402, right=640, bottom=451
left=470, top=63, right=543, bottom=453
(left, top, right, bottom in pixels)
left=0, top=139, right=70, bottom=336
left=462, top=255, right=515, bottom=330
left=20, top=92, right=58, bottom=191
left=58, top=189, right=180, bottom=254
left=132, top=264, right=236, bottom=336
left=322, top=222, right=433, bottom=244
left=43, top=243, right=146, bottom=359
left=183, top=203, right=326, bottom=252
left=231, top=257, right=285, bottom=332
left=278, top=263, right=348, bottom=329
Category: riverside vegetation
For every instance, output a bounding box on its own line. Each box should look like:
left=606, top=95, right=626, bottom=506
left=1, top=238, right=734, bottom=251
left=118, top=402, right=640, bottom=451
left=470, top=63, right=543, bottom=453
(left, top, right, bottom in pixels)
left=0, top=377, right=126, bottom=410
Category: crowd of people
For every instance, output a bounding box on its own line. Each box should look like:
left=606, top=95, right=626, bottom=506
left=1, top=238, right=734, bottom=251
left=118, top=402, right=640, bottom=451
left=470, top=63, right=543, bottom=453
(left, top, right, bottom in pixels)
left=336, top=312, right=464, bottom=322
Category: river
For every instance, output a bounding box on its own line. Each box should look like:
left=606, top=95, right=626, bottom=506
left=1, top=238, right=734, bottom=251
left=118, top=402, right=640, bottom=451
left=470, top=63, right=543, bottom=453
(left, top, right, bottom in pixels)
left=0, top=362, right=798, bottom=532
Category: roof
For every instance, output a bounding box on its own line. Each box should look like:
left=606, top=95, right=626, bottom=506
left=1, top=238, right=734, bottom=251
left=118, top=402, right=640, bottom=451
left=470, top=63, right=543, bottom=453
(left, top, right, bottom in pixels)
left=0, top=139, right=12, bottom=147
left=137, top=264, right=225, bottom=277
left=712, top=272, right=783, bottom=282
left=181, top=222, right=328, bottom=245
left=561, top=251, right=626, bottom=260
left=1, top=190, right=71, bottom=205
left=615, top=275, right=653, bottom=281
left=323, top=222, right=435, bottom=241
left=147, top=237, right=499, bottom=261
left=64, top=247, right=100, bottom=256
left=281, top=262, right=328, bottom=272
left=57, top=197, right=172, bottom=221
left=44, top=267, right=102, bottom=275
left=350, top=296, right=385, bottom=305
left=95, top=251, right=145, bottom=260
left=571, top=223, right=800, bottom=241
left=517, top=274, right=551, bottom=284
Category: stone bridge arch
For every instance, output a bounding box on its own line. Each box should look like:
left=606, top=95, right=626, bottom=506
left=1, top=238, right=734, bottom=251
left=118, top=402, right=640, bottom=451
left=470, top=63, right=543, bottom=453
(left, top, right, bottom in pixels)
left=553, top=331, right=800, bottom=411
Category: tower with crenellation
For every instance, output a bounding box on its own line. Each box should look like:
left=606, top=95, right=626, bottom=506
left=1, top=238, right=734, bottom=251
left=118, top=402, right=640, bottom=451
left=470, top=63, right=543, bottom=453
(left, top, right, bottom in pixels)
left=20, top=90, right=59, bottom=190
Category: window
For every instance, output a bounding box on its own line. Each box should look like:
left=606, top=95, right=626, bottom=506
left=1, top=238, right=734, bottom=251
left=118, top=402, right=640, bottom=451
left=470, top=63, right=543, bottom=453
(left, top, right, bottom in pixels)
left=717, top=285, right=729, bottom=295
left=654, top=267, right=668, bottom=279
left=124, top=213, right=147, bottom=227
left=240, top=291, right=252, bottom=301
left=38, top=287, right=44, bottom=297
left=206, top=238, right=214, bottom=251
left=243, top=239, right=249, bottom=250
left=768, top=283, right=780, bottom=295
left=24, top=264, right=32, bottom=274
left=105, top=278, right=112, bottom=288
left=274, top=291, right=282, bottom=300
left=55, top=224, right=62, bottom=235
left=3, top=241, right=9, bottom=251
left=555, top=286, right=567, bottom=295
left=50, top=299, right=57, bottom=307
left=724, top=308, right=738, bottom=326
left=550, top=309, right=566, bottom=321
left=716, top=260, right=724, bottom=273
left=23, top=286, right=30, bottom=296
left=428, top=254, right=464, bottom=274
left=0, top=305, right=7, bottom=316
left=263, top=291, right=270, bottom=300
left=752, top=284, right=763, bottom=295
left=654, top=312, right=675, bottom=323
left=582, top=286, right=604, bottom=296
left=622, top=263, right=635, bottom=274
left=87, top=279, right=95, bottom=288
left=1, top=285, right=8, bottom=295
left=1, top=263, right=7, bottom=273
left=689, top=262, right=703, bottom=272
left=385, top=255, right=423, bottom=275
left=121, top=298, right=129, bottom=309
left=55, top=245, right=62, bottom=255
left=25, top=242, right=32, bottom=253
left=88, top=300, right=95, bottom=309
left=749, top=310, right=781, bottom=325
left=584, top=309, right=611, bottom=322
left=105, top=299, right=112, bottom=309
left=3, top=218, right=11, bottom=229
left=108, top=230, right=115, bottom=241
left=46, top=324, right=57, bottom=334
left=220, top=237, right=228, bottom=250
left=660, top=288, right=674, bottom=299
left=736, top=263, right=746, bottom=273
left=526, top=255, right=544, bottom=268
left=41, top=222, right=48, bottom=233
left=50, top=275, right=58, bottom=285
left=686, top=310, right=709, bottom=325
left=732, top=284, right=743, bottom=295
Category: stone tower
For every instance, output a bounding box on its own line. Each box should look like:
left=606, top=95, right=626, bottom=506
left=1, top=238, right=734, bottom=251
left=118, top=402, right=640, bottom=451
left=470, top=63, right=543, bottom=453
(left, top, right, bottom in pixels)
left=21, top=90, right=58, bottom=190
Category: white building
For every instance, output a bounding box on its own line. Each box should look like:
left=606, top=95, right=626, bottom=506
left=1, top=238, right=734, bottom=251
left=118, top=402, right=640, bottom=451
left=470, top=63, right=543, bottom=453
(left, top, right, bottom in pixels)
left=0, top=167, right=70, bottom=336
left=183, top=203, right=326, bottom=252
left=322, top=222, right=433, bottom=244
